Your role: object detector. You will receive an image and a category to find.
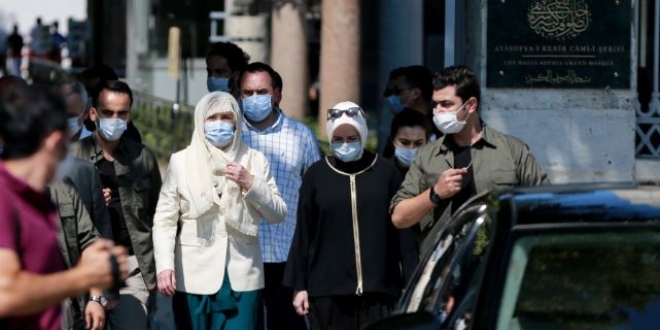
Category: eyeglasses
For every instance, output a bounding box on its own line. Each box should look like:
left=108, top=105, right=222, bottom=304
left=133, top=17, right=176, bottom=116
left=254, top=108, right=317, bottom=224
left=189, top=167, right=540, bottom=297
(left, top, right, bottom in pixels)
left=327, top=107, right=365, bottom=121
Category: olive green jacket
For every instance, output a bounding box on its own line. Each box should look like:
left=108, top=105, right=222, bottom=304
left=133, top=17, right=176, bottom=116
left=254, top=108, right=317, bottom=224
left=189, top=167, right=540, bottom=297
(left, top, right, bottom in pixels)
left=72, top=136, right=162, bottom=290
left=390, top=124, right=549, bottom=254
left=49, top=181, right=100, bottom=323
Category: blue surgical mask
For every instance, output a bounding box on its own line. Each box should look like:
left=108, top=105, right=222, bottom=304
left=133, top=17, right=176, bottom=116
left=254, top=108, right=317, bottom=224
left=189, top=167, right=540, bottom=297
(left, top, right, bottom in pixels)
left=207, top=77, right=230, bottom=93
left=97, top=118, right=127, bottom=141
left=387, top=95, right=406, bottom=114
left=394, top=146, right=417, bottom=167
left=331, top=141, right=363, bottom=162
left=68, top=117, right=81, bottom=137
left=242, top=94, right=273, bottom=122
left=205, top=121, right=235, bottom=148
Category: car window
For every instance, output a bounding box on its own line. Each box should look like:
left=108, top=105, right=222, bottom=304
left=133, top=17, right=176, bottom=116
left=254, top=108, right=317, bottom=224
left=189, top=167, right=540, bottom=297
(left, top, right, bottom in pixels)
left=496, top=229, right=660, bottom=330
left=402, top=204, right=494, bottom=330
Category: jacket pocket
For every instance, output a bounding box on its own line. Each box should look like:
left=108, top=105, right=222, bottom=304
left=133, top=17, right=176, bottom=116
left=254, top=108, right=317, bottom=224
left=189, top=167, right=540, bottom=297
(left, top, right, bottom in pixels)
left=491, top=169, right=519, bottom=187
left=133, top=178, right=151, bottom=220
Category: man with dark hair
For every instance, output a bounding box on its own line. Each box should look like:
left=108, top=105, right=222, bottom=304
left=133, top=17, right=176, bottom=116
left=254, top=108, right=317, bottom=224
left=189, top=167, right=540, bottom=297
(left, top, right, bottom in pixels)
left=206, top=41, right=250, bottom=94
left=239, top=62, right=320, bottom=330
left=0, top=85, right=128, bottom=330
left=73, top=79, right=162, bottom=330
left=81, top=65, right=142, bottom=143
left=6, top=24, right=24, bottom=77
left=384, top=66, right=433, bottom=116
left=390, top=65, right=549, bottom=255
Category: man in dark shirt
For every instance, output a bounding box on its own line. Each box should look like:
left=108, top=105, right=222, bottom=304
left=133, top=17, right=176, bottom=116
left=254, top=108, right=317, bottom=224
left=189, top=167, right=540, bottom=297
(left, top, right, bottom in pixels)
left=6, top=24, right=23, bottom=76
left=73, top=80, right=162, bottom=330
left=0, top=85, right=128, bottom=330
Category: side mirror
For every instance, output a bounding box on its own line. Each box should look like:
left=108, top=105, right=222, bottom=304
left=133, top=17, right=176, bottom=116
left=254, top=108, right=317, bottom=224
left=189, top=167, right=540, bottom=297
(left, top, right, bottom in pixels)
left=362, top=311, right=441, bottom=330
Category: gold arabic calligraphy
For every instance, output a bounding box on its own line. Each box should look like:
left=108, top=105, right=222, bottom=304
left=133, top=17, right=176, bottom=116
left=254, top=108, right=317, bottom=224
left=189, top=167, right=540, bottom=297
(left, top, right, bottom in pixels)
left=525, top=70, right=592, bottom=84
left=528, top=0, right=591, bottom=40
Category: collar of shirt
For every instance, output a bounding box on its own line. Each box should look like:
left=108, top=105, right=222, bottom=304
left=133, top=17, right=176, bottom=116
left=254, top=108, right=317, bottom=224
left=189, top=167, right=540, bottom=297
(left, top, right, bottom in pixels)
left=0, top=161, right=56, bottom=212
left=243, top=108, right=284, bottom=134
left=436, top=122, right=497, bottom=156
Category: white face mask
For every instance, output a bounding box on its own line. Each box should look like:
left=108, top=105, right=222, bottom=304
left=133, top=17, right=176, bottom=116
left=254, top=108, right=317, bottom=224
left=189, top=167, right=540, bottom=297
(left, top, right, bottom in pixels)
left=331, top=141, right=363, bottom=162
left=433, top=101, right=470, bottom=134
left=394, top=146, right=417, bottom=167
left=97, top=118, right=128, bottom=141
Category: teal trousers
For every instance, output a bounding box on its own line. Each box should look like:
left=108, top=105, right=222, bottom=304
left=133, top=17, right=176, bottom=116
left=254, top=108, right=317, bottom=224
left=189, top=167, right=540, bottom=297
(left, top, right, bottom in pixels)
left=172, top=271, right=263, bottom=330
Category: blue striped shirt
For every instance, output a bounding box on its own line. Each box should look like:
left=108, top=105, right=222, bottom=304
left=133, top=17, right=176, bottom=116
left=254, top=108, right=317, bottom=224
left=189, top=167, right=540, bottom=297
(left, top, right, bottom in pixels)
left=242, top=110, right=321, bottom=263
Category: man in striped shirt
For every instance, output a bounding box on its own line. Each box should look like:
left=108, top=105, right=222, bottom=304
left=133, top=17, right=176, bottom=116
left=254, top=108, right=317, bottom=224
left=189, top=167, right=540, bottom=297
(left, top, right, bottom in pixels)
left=239, top=62, right=321, bottom=330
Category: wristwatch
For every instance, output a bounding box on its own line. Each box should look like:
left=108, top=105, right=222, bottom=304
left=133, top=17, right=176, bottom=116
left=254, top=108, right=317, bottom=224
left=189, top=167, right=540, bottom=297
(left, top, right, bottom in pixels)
left=89, top=295, right=108, bottom=308
left=429, top=187, right=442, bottom=205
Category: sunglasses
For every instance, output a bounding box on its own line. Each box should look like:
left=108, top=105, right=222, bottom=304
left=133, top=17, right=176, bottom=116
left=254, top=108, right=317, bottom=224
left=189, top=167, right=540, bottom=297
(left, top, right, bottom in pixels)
left=327, top=107, right=365, bottom=121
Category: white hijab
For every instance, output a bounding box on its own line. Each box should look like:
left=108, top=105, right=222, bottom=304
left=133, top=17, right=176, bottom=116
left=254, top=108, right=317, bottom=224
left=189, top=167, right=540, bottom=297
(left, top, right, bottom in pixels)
left=185, top=92, right=252, bottom=234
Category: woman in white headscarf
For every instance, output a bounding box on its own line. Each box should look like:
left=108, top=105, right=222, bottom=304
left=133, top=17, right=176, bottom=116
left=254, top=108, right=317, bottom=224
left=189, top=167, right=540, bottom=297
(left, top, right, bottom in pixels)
left=284, top=101, right=419, bottom=330
left=152, top=91, right=286, bottom=330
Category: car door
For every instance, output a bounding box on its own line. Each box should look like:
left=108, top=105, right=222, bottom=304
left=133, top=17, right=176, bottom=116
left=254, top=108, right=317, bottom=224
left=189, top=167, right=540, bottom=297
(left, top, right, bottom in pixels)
left=397, top=203, right=496, bottom=330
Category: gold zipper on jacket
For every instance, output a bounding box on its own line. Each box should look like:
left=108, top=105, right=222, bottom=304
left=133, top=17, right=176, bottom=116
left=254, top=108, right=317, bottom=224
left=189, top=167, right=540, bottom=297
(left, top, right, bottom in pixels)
left=349, top=175, right=363, bottom=296
left=324, top=156, right=378, bottom=297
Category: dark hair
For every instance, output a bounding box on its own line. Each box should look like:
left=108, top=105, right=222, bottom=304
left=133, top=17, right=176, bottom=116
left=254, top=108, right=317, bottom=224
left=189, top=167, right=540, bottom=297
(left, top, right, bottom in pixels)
left=92, top=80, right=134, bottom=108
left=0, top=86, right=67, bottom=159
left=383, top=67, right=408, bottom=96
left=433, top=65, right=480, bottom=104
left=390, top=108, right=432, bottom=141
left=206, top=42, right=250, bottom=74
left=0, top=75, right=28, bottom=99
left=402, top=66, right=433, bottom=102
left=238, top=62, right=283, bottom=91
left=81, top=64, right=119, bottom=81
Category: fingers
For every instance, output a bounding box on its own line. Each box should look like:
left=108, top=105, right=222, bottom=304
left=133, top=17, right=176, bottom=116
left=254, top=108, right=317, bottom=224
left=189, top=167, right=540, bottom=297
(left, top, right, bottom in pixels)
left=302, top=298, right=309, bottom=314
left=85, top=311, right=91, bottom=329
left=171, top=272, right=177, bottom=295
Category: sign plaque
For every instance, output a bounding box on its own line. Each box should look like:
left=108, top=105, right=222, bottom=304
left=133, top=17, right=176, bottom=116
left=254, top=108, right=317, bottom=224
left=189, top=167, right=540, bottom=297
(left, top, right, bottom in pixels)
left=487, top=0, right=631, bottom=89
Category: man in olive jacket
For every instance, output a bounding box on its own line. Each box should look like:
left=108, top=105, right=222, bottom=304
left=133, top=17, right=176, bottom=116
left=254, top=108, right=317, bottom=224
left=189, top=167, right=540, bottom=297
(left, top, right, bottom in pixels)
left=72, top=80, right=162, bottom=330
left=49, top=181, right=106, bottom=330
left=390, top=66, right=549, bottom=256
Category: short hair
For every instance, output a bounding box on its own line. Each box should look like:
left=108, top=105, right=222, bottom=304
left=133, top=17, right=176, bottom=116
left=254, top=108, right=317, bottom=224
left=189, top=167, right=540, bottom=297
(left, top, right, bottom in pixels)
left=206, top=42, right=250, bottom=74
left=0, top=86, right=67, bottom=160
left=390, top=108, right=432, bottom=141
left=81, top=64, right=119, bottom=81
left=56, top=80, right=88, bottom=104
left=238, top=62, right=283, bottom=91
left=402, top=66, right=433, bottom=102
left=433, top=65, right=481, bottom=104
left=92, top=80, right=134, bottom=108
left=0, top=75, right=28, bottom=99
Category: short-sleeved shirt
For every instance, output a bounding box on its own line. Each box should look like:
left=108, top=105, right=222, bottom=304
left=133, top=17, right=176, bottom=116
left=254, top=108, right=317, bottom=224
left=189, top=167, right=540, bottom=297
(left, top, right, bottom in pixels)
left=0, top=161, right=67, bottom=330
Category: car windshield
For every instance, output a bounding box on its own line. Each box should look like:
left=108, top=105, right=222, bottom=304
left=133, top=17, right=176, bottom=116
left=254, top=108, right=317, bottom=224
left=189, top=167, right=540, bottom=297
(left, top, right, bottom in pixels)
left=496, top=229, right=660, bottom=330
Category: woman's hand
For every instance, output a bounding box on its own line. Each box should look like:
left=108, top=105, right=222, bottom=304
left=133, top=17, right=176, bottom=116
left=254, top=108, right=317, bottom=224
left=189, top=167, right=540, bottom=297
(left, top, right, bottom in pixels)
left=226, top=161, right=254, bottom=193
left=293, top=290, right=309, bottom=315
left=157, top=269, right=177, bottom=296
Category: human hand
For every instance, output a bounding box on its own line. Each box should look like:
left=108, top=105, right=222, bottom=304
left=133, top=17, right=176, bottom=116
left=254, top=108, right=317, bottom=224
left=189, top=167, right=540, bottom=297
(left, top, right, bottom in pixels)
left=102, top=188, right=111, bottom=205
left=293, top=290, right=309, bottom=315
left=78, top=240, right=128, bottom=289
left=157, top=269, right=177, bottom=297
left=84, top=300, right=106, bottom=330
left=226, top=161, right=254, bottom=193
left=433, top=168, right=468, bottom=199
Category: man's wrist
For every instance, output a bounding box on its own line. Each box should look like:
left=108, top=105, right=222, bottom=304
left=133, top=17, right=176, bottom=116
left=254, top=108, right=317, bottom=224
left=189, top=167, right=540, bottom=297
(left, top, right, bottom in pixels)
left=429, top=187, right=442, bottom=205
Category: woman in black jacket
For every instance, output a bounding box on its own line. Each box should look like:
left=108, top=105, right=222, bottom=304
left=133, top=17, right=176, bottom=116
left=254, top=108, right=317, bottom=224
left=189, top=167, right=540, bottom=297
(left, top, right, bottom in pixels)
left=284, top=101, right=419, bottom=330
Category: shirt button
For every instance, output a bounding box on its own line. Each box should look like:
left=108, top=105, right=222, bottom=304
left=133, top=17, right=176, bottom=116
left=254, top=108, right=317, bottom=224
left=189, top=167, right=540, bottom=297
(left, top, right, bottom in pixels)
left=220, top=232, right=227, bottom=238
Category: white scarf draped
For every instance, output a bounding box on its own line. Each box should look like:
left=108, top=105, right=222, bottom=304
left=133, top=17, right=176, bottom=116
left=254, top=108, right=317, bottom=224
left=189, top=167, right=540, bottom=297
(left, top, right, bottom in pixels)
left=183, top=92, right=258, bottom=236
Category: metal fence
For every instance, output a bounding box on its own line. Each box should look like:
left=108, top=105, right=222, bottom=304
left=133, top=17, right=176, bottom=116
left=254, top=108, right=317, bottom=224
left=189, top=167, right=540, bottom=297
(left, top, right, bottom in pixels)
left=132, top=92, right=195, bottom=162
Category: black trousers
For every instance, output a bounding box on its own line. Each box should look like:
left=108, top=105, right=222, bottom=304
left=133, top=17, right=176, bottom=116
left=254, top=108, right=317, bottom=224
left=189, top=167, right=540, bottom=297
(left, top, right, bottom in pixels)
left=308, top=294, right=395, bottom=330
left=262, top=262, right=307, bottom=330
